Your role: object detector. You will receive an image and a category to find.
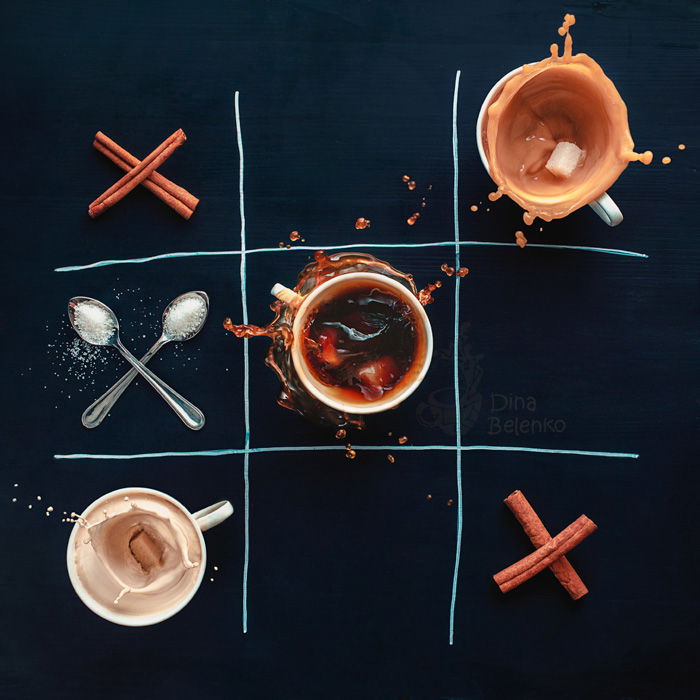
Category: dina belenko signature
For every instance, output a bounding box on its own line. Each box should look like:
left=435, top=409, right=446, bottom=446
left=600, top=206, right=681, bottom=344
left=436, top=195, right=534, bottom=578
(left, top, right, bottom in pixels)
left=416, top=322, right=567, bottom=437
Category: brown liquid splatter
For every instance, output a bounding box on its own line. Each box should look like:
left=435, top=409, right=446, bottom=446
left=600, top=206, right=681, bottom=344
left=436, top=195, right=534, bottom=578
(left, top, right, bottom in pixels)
left=407, top=180, right=416, bottom=191
left=678, top=144, right=686, bottom=150
left=441, top=263, right=455, bottom=277
left=345, top=444, right=356, bottom=460
left=447, top=498, right=454, bottom=507
left=224, top=250, right=430, bottom=428
left=407, top=212, right=421, bottom=226
left=515, top=231, right=528, bottom=248
left=402, top=175, right=410, bottom=182
left=469, top=205, right=478, bottom=212
left=426, top=494, right=432, bottom=500
left=289, top=230, right=301, bottom=241
left=387, top=454, right=395, bottom=464
left=662, top=156, right=671, bottom=164
left=456, top=267, right=469, bottom=277
left=278, top=242, right=285, bottom=248
left=355, top=217, right=371, bottom=230
left=335, top=428, right=346, bottom=440
left=398, top=435, right=408, bottom=444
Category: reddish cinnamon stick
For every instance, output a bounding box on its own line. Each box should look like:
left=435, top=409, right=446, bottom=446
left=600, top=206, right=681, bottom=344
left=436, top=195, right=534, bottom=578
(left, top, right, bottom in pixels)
left=88, top=129, right=185, bottom=218
left=494, top=514, right=597, bottom=593
left=93, top=131, right=198, bottom=218
left=505, top=490, right=589, bottom=599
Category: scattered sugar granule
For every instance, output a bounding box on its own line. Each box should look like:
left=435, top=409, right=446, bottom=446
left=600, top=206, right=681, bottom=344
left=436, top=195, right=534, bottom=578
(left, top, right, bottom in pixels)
left=545, top=141, right=586, bottom=178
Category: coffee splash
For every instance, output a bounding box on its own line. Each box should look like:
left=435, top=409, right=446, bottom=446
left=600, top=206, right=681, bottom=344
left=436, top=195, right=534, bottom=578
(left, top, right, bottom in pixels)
left=224, top=250, right=437, bottom=428
left=72, top=492, right=201, bottom=616
left=482, top=13, right=653, bottom=225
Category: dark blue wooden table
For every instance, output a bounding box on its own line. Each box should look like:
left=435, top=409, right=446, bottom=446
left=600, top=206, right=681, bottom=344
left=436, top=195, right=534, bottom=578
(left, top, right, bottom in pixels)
left=1, top=1, right=698, bottom=698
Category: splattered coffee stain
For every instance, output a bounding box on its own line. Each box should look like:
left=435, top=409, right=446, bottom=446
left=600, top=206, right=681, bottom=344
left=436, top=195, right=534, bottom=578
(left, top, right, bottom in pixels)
left=355, top=217, right=371, bottom=230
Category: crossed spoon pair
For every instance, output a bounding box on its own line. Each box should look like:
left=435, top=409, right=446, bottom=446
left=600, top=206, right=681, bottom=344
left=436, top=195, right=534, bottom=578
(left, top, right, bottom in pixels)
left=67, top=291, right=208, bottom=431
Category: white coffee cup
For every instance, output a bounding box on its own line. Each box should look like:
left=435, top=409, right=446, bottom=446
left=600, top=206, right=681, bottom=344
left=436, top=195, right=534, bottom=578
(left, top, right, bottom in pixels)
left=66, top=487, right=233, bottom=627
left=476, top=65, right=623, bottom=227
left=271, top=272, right=433, bottom=414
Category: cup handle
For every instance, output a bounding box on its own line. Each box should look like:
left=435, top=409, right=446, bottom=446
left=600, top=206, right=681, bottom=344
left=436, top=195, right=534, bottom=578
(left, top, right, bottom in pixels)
left=271, top=283, right=304, bottom=309
left=192, top=501, right=233, bottom=532
left=588, top=192, right=623, bottom=227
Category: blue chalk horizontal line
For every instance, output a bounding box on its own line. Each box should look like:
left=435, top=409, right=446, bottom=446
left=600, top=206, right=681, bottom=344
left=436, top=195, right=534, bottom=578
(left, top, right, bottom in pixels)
left=54, top=241, right=648, bottom=272
left=53, top=444, right=639, bottom=460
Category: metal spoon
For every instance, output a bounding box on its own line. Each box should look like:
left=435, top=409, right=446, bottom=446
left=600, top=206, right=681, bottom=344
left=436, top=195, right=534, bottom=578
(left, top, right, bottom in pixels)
left=68, top=296, right=205, bottom=431
left=81, top=291, right=209, bottom=429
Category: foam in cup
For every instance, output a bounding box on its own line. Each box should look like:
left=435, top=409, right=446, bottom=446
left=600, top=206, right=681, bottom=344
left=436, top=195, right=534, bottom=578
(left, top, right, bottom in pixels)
left=71, top=490, right=202, bottom=618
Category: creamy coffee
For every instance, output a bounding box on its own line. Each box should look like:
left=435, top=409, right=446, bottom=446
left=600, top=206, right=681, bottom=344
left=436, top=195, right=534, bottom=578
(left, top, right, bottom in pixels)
left=71, top=490, right=202, bottom=619
left=482, top=14, right=653, bottom=225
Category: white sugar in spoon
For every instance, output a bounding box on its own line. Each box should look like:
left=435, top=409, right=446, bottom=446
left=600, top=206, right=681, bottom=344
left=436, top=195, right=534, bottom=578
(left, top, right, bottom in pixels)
left=81, top=291, right=209, bottom=429
left=68, top=296, right=205, bottom=431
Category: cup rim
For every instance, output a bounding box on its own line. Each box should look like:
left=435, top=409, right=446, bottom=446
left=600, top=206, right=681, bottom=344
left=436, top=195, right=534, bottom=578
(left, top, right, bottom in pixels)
left=66, top=487, right=207, bottom=627
left=475, top=65, right=527, bottom=173
left=290, top=272, right=433, bottom=414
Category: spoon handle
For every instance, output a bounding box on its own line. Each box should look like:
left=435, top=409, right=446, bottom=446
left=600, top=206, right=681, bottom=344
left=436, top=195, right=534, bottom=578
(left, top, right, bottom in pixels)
left=114, top=341, right=205, bottom=431
left=82, top=337, right=168, bottom=429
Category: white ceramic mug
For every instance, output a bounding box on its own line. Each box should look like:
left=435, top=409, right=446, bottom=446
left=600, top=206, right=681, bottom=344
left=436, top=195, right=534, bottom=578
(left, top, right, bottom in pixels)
left=476, top=66, right=623, bottom=227
left=271, top=272, right=433, bottom=414
left=66, top=487, right=233, bottom=627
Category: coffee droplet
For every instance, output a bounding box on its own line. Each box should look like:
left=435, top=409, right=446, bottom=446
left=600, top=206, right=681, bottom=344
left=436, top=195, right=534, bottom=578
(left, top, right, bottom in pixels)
left=515, top=231, right=528, bottom=248
left=426, top=494, right=433, bottom=500
left=401, top=175, right=410, bottom=182
left=678, top=144, right=686, bottom=150
left=387, top=454, right=395, bottom=463
left=345, top=444, right=357, bottom=460
left=470, top=204, right=478, bottom=212
left=447, top=498, right=454, bottom=506
left=335, top=428, right=346, bottom=440
left=354, top=217, right=371, bottom=230
left=406, top=212, right=421, bottom=226
left=289, top=230, right=301, bottom=241
left=456, top=267, right=469, bottom=277
left=398, top=435, right=408, bottom=444
left=441, top=263, right=455, bottom=277
left=662, top=156, right=671, bottom=164
left=407, top=180, right=416, bottom=191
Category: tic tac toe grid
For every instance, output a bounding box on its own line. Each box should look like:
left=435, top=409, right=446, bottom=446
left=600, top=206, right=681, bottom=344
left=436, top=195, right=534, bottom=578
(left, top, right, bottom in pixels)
left=53, top=78, right=646, bottom=645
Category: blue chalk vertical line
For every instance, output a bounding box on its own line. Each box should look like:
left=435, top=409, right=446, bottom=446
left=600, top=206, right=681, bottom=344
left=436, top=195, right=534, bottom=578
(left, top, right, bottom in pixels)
left=449, top=70, right=462, bottom=646
left=235, top=91, right=251, bottom=634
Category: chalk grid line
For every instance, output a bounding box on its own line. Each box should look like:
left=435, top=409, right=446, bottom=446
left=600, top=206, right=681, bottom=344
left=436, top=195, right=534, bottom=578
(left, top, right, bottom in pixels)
left=53, top=79, right=645, bottom=643
left=54, top=241, right=648, bottom=273
left=235, top=91, right=251, bottom=635
left=449, top=69, right=462, bottom=646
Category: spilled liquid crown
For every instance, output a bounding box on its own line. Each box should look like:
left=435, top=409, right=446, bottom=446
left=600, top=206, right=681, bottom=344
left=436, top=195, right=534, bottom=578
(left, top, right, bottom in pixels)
left=482, top=14, right=652, bottom=225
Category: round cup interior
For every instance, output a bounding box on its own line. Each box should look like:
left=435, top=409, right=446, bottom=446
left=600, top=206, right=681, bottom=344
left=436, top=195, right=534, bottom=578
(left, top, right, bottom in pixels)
left=66, top=487, right=206, bottom=627
left=476, top=66, right=525, bottom=173
left=291, top=272, right=433, bottom=414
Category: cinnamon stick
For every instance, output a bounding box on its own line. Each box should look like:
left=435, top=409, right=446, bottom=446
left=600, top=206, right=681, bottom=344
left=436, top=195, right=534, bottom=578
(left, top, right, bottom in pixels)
left=505, top=490, right=589, bottom=599
left=494, top=514, right=597, bottom=593
left=88, top=129, right=186, bottom=218
left=93, top=131, right=198, bottom=218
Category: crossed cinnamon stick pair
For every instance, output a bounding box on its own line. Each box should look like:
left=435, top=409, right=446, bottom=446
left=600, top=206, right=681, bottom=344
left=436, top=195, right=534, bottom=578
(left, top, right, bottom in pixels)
left=88, top=129, right=199, bottom=219
left=493, top=490, right=597, bottom=598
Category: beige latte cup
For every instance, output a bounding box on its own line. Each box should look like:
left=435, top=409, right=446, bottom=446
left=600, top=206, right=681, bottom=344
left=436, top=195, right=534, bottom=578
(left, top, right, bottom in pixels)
left=271, top=272, right=433, bottom=414
left=476, top=65, right=624, bottom=227
left=66, top=487, right=233, bottom=627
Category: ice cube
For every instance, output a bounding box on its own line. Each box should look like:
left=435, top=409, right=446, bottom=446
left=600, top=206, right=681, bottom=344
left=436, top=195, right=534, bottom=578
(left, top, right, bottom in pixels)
left=545, top=141, right=586, bottom=178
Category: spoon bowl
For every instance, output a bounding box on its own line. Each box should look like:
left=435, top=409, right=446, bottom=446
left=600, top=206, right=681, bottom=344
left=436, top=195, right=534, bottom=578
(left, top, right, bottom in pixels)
left=68, top=296, right=120, bottom=346
left=161, top=290, right=209, bottom=342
